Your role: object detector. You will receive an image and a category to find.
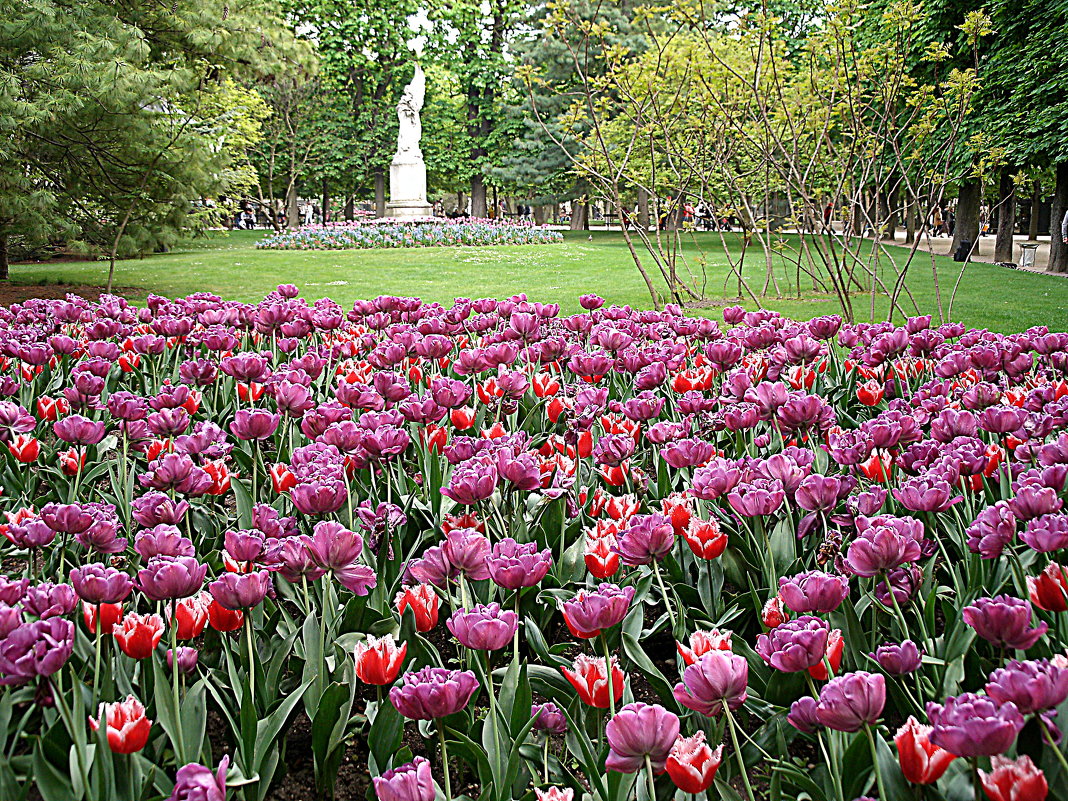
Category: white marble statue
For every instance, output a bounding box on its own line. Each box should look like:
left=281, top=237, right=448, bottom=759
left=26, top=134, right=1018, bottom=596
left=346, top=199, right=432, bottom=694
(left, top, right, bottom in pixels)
left=387, top=64, right=433, bottom=218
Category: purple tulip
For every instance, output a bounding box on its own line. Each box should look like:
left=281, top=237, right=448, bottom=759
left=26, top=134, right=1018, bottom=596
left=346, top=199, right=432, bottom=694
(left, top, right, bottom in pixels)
left=755, top=616, right=829, bottom=673
left=966, top=501, right=1017, bottom=559
left=208, top=570, right=272, bottom=611
left=230, top=408, right=280, bottom=441
left=372, top=756, right=434, bottom=801
left=727, top=479, right=785, bottom=517
left=441, top=460, right=497, bottom=505
left=167, top=646, right=200, bottom=675
left=21, top=582, right=78, bottom=618
left=132, top=492, right=189, bottom=527
left=614, top=514, right=675, bottom=566
left=0, top=577, right=28, bottom=606
left=290, top=480, right=348, bottom=516
left=985, top=659, right=1068, bottom=714
left=815, top=671, right=885, bottom=732
left=1009, top=485, right=1063, bottom=521
left=442, top=528, right=491, bottom=580
left=485, top=538, right=552, bottom=590
left=532, top=702, right=568, bottom=734
left=40, top=503, right=93, bottom=534
left=138, top=556, right=207, bottom=601
left=1021, top=514, right=1068, bottom=553
left=0, top=617, right=74, bottom=685
left=135, top=525, right=195, bottom=560
left=6, top=519, right=56, bottom=549
left=787, top=696, right=822, bottom=733
left=691, top=458, right=743, bottom=500
left=168, top=755, right=229, bottom=801
left=926, top=693, right=1024, bottom=757
left=604, top=702, right=680, bottom=773
left=672, top=651, right=749, bottom=716
left=844, top=515, right=924, bottom=577
left=69, top=564, right=133, bottom=605
left=893, top=475, right=961, bottom=513
left=54, top=414, right=106, bottom=446
left=390, top=667, right=479, bottom=719
left=962, top=595, right=1047, bottom=650
left=870, top=640, right=923, bottom=675
left=560, top=583, right=635, bottom=638
left=795, top=474, right=846, bottom=512
left=778, top=571, right=849, bottom=614
left=447, top=603, right=518, bottom=651
left=303, top=520, right=376, bottom=595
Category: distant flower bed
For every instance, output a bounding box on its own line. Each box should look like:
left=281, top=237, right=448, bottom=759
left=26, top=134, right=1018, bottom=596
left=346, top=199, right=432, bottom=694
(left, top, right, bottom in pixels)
left=257, top=219, right=563, bottom=250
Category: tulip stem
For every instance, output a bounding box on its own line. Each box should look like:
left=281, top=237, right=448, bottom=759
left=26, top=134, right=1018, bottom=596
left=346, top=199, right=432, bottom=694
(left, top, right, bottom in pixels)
left=245, top=613, right=257, bottom=705
left=485, top=651, right=500, bottom=755
left=542, top=736, right=550, bottom=784
left=864, top=724, right=888, bottom=801
left=652, top=561, right=677, bottom=632
left=601, top=634, right=616, bottom=718
left=170, top=603, right=186, bottom=764
left=971, top=757, right=981, bottom=801
left=723, top=705, right=757, bottom=801
left=513, top=590, right=521, bottom=664
left=644, top=754, right=657, bottom=801
left=438, top=725, right=453, bottom=801
left=1041, top=716, right=1068, bottom=779
left=92, top=605, right=102, bottom=711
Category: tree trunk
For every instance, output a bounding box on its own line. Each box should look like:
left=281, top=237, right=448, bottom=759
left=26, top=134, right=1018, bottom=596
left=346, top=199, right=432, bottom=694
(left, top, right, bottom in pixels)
left=1028, top=182, right=1041, bottom=240
left=951, top=178, right=982, bottom=257
left=470, top=175, right=488, bottom=218
left=534, top=205, right=548, bottom=225
left=553, top=203, right=560, bottom=224
left=344, top=196, right=354, bottom=221
left=0, top=234, right=8, bottom=281
left=374, top=169, right=386, bottom=218
left=905, top=200, right=916, bottom=244
left=322, top=178, right=330, bottom=224
left=994, top=167, right=1016, bottom=263
left=286, top=184, right=300, bottom=230
left=1050, top=163, right=1068, bottom=273
left=492, top=186, right=498, bottom=219
left=570, top=200, right=589, bottom=231
left=636, top=187, right=650, bottom=228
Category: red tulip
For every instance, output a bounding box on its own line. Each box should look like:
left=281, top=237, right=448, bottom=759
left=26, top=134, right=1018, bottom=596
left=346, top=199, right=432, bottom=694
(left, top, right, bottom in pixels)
left=237, top=382, right=265, bottom=402
left=8, top=434, right=39, bottom=463
left=59, top=448, right=86, bottom=476
left=113, top=612, right=165, bottom=659
left=584, top=534, right=620, bottom=579
left=118, top=353, right=141, bottom=373
left=207, top=598, right=244, bottom=632
left=683, top=518, right=728, bottom=560
left=422, top=424, right=448, bottom=454
left=666, top=731, right=722, bottom=793
left=1028, top=563, right=1068, bottom=612
left=353, top=634, right=408, bottom=685
left=532, top=373, right=560, bottom=398
left=270, top=463, right=297, bottom=493
left=37, top=396, right=69, bottom=421
left=980, top=755, right=1047, bottom=801
left=395, top=584, right=439, bottom=632
left=894, top=716, right=956, bottom=785
left=546, top=397, right=569, bottom=424
left=203, top=460, right=233, bottom=495
left=83, top=601, right=124, bottom=635
left=450, top=406, right=476, bottom=430
left=857, top=380, right=884, bottom=406
left=661, top=493, right=693, bottom=536
left=168, top=592, right=210, bottom=640
left=89, top=695, right=152, bottom=754
left=859, top=451, right=893, bottom=483
left=442, top=513, right=484, bottom=535
left=677, top=629, right=733, bottom=666
left=561, top=654, right=625, bottom=709
left=576, top=430, right=593, bottom=458
left=807, top=628, right=843, bottom=680
left=761, top=596, right=790, bottom=628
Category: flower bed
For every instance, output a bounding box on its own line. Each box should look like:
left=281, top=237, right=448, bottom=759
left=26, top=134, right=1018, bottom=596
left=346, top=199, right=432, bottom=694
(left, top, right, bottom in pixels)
left=256, top=219, right=563, bottom=250
left=1, top=288, right=1067, bottom=801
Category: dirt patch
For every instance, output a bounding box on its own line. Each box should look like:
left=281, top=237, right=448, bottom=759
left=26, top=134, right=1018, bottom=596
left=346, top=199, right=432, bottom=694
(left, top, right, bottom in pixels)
left=0, top=284, right=144, bottom=305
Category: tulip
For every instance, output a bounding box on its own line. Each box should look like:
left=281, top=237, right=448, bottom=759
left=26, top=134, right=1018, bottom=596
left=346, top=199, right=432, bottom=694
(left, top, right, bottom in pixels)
left=372, top=756, right=435, bottom=801
left=441, top=528, right=491, bottom=580
left=614, top=513, right=675, bottom=566
left=561, top=654, right=625, bottom=709
left=447, top=603, right=518, bottom=651
left=167, top=593, right=210, bottom=640
left=605, top=702, right=680, bottom=773
left=534, top=789, right=573, bottom=801
left=114, top=612, right=165, bottom=660
left=979, top=755, right=1048, bottom=801
left=807, top=628, right=844, bottom=681
left=69, top=564, right=133, bottom=605
left=389, top=667, right=479, bottom=719
left=560, top=583, right=634, bottom=639
left=814, top=671, right=885, bottom=732
left=963, top=595, right=1047, bottom=650
left=167, top=647, right=199, bottom=675
left=89, top=695, right=152, bottom=754
left=871, top=640, right=923, bottom=675
left=8, top=434, right=39, bottom=463
left=761, top=596, right=790, bottom=628
left=926, top=693, right=1024, bottom=757
left=0, top=617, right=74, bottom=684
left=665, top=731, right=722, bottom=794
left=778, top=571, right=849, bottom=614
left=683, top=518, right=728, bottom=559
left=985, top=659, right=1068, bottom=715
left=1028, top=563, right=1068, bottom=612
left=207, top=599, right=244, bottom=632
left=83, top=601, right=123, bottom=635
left=894, top=716, right=956, bottom=785
left=583, top=532, right=620, bottom=579
left=304, top=520, right=376, bottom=595
left=673, top=651, right=749, bottom=716
left=756, top=616, right=829, bottom=672
left=138, top=556, right=207, bottom=601
left=844, top=515, right=923, bottom=577
left=168, top=755, right=229, bottom=801
left=532, top=702, right=567, bottom=734
left=208, top=570, right=272, bottom=610
left=485, top=538, right=552, bottom=590
left=395, top=584, right=439, bottom=632
left=787, top=696, right=822, bottom=733
left=677, top=628, right=732, bottom=665
left=354, top=634, right=407, bottom=685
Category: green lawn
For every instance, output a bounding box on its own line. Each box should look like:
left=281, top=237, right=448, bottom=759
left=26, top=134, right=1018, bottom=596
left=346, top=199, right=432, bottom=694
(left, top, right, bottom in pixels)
left=12, top=229, right=1068, bottom=332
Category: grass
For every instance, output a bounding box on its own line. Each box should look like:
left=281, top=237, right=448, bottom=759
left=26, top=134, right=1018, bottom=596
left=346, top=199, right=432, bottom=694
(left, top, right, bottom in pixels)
left=12, top=228, right=1067, bottom=332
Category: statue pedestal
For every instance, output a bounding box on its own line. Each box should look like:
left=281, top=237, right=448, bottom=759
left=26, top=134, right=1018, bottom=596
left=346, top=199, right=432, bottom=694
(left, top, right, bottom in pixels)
left=386, top=156, right=433, bottom=219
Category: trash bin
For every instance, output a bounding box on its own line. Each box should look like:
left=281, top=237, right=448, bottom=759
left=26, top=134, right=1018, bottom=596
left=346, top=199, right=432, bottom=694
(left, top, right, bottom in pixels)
left=1019, top=242, right=1040, bottom=270
left=952, top=240, right=972, bottom=262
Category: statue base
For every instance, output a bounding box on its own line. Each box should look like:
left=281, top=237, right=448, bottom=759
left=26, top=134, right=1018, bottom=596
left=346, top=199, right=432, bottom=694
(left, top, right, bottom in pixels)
left=387, top=157, right=431, bottom=219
